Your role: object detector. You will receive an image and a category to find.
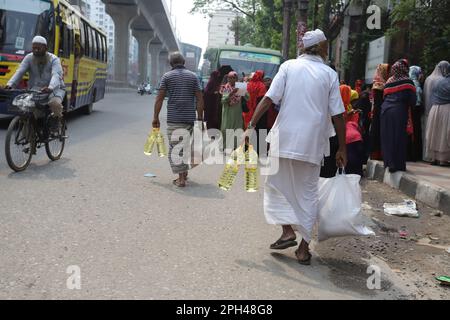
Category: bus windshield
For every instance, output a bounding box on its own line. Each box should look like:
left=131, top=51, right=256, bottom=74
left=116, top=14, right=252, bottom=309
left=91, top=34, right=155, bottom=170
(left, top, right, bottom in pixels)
left=0, top=0, right=54, bottom=57
left=219, top=50, right=281, bottom=79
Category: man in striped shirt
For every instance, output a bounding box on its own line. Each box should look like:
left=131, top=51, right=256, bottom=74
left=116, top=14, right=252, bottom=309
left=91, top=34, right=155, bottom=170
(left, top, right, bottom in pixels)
left=152, top=52, right=204, bottom=187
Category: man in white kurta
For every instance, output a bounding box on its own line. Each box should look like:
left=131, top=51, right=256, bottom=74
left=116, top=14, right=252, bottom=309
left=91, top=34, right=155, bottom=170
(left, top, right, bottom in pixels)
left=243, top=29, right=347, bottom=265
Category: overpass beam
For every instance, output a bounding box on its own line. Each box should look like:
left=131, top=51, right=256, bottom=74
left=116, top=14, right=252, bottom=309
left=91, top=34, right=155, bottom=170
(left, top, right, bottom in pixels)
left=132, top=30, right=154, bottom=84
left=104, top=3, right=136, bottom=86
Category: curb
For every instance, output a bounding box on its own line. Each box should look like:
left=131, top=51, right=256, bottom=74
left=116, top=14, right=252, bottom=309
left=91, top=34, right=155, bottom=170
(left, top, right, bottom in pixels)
left=366, top=160, right=450, bottom=215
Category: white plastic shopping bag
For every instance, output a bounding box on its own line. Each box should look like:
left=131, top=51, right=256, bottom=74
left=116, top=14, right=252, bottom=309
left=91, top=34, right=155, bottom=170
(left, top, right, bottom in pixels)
left=317, top=171, right=375, bottom=242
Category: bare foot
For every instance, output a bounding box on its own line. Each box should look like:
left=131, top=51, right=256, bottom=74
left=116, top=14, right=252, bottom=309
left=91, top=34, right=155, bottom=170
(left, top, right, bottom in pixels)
left=173, top=178, right=186, bottom=187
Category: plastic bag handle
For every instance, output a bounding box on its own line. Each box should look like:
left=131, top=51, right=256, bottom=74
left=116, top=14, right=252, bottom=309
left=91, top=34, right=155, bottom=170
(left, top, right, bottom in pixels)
left=336, top=167, right=346, bottom=175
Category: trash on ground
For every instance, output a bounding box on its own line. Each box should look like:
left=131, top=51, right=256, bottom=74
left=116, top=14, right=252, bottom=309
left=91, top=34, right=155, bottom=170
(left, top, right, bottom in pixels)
left=427, top=234, right=440, bottom=241
left=383, top=200, right=419, bottom=218
left=362, top=202, right=373, bottom=210
left=144, top=173, right=157, bottom=178
left=399, top=226, right=408, bottom=239
left=436, top=276, right=450, bottom=286
left=416, top=238, right=450, bottom=251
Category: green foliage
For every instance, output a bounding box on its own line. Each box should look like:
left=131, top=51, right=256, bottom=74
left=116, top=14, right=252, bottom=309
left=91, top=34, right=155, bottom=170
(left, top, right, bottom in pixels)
left=388, top=0, right=450, bottom=75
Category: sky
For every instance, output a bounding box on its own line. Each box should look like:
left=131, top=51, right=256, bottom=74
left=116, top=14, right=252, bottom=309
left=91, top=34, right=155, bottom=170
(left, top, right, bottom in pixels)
left=166, top=0, right=210, bottom=54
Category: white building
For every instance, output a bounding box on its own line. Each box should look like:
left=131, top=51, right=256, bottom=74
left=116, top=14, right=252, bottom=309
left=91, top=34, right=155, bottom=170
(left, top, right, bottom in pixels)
left=207, top=10, right=239, bottom=47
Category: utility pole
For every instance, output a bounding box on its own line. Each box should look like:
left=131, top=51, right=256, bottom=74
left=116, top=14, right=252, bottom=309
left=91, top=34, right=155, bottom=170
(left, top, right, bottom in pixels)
left=282, top=0, right=293, bottom=60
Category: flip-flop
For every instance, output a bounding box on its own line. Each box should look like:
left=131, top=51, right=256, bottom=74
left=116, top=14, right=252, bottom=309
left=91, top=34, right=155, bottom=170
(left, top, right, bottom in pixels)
left=270, top=238, right=297, bottom=250
left=173, top=179, right=186, bottom=188
left=295, top=249, right=312, bottom=265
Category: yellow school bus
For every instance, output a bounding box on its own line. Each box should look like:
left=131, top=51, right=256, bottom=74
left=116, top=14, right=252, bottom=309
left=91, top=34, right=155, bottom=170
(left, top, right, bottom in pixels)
left=0, top=0, right=107, bottom=114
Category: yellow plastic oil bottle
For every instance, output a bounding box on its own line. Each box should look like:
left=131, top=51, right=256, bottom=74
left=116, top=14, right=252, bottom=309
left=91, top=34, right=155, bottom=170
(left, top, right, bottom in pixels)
left=218, top=147, right=243, bottom=191
left=144, top=128, right=158, bottom=156
left=156, top=131, right=167, bottom=157
left=245, top=145, right=259, bottom=192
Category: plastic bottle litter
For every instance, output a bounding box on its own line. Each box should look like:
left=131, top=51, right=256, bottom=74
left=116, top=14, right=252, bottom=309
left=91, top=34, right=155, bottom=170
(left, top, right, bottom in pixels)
left=383, top=199, right=419, bottom=218
left=245, top=145, right=259, bottom=192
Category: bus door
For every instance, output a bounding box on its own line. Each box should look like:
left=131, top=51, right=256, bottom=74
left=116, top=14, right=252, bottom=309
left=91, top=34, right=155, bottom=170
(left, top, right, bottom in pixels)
left=57, top=4, right=75, bottom=109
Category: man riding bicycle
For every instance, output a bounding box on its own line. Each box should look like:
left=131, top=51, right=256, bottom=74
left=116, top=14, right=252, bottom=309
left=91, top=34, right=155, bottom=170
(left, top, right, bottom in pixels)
left=3, top=36, right=66, bottom=131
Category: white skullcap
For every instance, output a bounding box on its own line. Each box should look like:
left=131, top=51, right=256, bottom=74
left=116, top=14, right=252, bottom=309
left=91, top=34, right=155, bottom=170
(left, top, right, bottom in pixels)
left=32, top=36, right=47, bottom=46
left=302, top=29, right=327, bottom=48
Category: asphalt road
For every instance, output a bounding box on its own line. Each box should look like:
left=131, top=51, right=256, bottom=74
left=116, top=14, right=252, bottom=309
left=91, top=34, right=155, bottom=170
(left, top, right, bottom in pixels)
left=0, top=93, right=447, bottom=300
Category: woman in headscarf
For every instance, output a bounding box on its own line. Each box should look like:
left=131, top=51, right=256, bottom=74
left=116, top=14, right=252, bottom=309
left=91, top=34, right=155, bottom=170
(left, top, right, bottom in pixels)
left=246, top=70, right=267, bottom=154
left=422, top=61, right=450, bottom=161
left=370, top=63, right=389, bottom=160
left=220, top=71, right=246, bottom=150
left=426, top=64, right=450, bottom=166
left=345, top=90, right=364, bottom=176
left=245, top=70, right=267, bottom=129
left=203, top=70, right=224, bottom=130
left=408, top=65, right=424, bottom=161
left=381, top=59, right=417, bottom=173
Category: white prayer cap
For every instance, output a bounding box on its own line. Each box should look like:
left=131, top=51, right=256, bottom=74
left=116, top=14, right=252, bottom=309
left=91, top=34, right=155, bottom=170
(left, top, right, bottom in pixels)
left=302, top=29, right=327, bottom=49
left=32, top=36, right=47, bottom=46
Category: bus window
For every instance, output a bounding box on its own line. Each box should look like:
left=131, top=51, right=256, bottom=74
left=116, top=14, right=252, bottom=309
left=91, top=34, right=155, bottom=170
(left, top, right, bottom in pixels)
left=88, top=25, right=93, bottom=58
left=0, top=0, right=54, bottom=56
left=83, top=22, right=90, bottom=57
left=94, top=31, right=100, bottom=60
left=103, top=36, right=107, bottom=62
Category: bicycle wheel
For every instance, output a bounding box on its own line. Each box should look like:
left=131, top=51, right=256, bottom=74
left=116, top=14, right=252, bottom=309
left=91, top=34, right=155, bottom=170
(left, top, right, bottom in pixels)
left=5, top=116, right=34, bottom=172
left=45, top=116, right=66, bottom=161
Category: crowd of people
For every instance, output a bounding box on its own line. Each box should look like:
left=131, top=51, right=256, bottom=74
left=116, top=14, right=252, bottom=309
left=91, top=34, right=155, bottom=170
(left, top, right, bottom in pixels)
left=202, top=57, right=450, bottom=176
left=203, top=68, right=279, bottom=152
left=299, top=59, right=450, bottom=177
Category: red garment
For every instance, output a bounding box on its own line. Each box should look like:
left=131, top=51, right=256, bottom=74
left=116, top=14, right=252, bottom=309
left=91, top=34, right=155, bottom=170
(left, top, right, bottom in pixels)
left=340, top=85, right=352, bottom=113
left=346, top=117, right=363, bottom=144
left=355, top=79, right=363, bottom=95
left=244, top=70, right=266, bottom=128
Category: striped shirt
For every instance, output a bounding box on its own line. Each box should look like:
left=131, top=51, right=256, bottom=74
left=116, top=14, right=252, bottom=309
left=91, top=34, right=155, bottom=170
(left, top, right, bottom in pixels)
left=159, top=66, right=201, bottom=124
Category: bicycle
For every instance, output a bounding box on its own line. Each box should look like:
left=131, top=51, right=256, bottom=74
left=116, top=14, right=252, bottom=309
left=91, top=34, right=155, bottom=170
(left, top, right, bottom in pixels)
left=2, top=89, right=67, bottom=172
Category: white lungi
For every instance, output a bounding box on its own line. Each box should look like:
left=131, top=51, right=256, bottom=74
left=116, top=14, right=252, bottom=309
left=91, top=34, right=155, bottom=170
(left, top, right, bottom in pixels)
left=264, top=158, right=320, bottom=243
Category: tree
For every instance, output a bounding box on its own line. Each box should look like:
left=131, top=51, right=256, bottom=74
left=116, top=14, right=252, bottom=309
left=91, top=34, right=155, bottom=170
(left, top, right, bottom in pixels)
left=388, top=0, right=450, bottom=75
left=190, top=0, right=261, bottom=20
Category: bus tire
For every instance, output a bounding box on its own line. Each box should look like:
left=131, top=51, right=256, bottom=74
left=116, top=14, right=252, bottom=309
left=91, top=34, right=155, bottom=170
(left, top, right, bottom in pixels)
left=84, top=90, right=96, bottom=115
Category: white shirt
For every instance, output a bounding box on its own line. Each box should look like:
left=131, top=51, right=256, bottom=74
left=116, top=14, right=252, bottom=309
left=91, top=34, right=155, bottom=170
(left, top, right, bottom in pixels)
left=266, top=54, right=344, bottom=165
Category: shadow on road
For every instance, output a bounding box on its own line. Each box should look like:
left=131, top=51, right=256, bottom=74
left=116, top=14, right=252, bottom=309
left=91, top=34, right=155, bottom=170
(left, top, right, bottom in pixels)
left=235, top=251, right=387, bottom=298
left=6, top=158, right=77, bottom=180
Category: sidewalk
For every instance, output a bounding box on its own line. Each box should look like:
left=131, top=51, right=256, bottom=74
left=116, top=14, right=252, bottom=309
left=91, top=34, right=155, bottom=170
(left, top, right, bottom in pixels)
left=366, top=160, right=450, bottom=215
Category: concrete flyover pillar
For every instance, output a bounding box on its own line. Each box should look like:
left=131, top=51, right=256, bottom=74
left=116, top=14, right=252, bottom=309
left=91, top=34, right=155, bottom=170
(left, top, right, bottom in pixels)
left=104, top=2, right=136, bottom=86
left=158, top=51, right=169, bottom=80
left=149, top=43, right=162, bottom=89
left=132, top=30, right=154, bottom=84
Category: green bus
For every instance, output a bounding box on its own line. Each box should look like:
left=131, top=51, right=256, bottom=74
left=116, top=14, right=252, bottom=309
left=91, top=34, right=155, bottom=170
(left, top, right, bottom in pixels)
left=204, top=44, right=283, bottom=80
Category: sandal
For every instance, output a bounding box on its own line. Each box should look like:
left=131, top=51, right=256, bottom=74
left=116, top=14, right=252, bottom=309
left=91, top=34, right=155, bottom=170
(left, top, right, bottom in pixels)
left=173, top=178, right=186, bottom=188
left=295, top=249, right=312, bottom=265
left=270, top=238, right=297, bottom=250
